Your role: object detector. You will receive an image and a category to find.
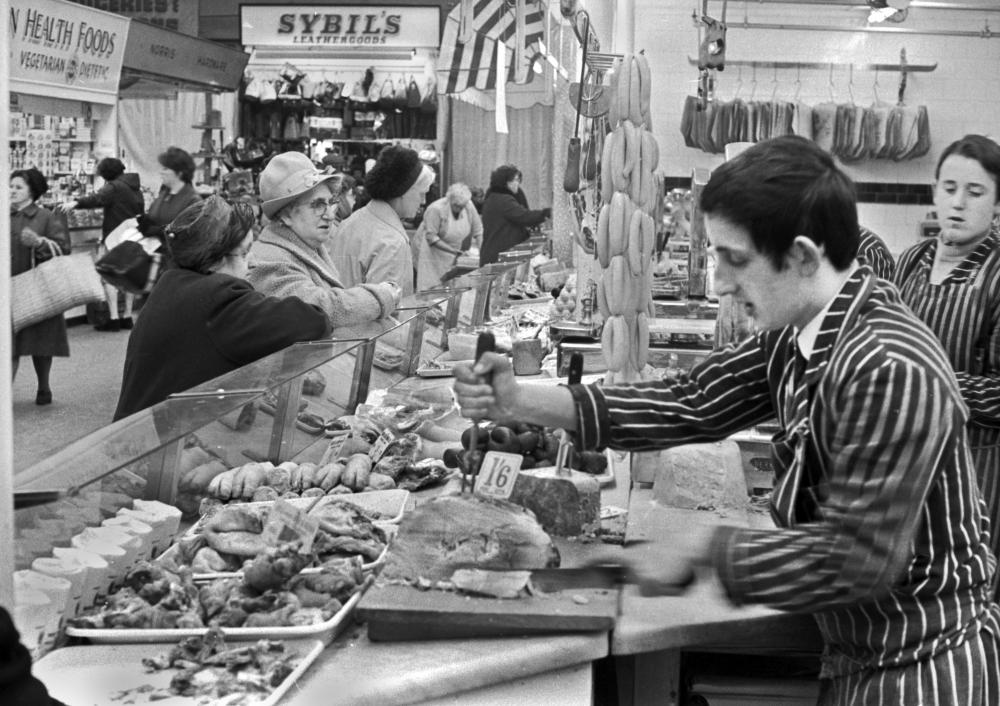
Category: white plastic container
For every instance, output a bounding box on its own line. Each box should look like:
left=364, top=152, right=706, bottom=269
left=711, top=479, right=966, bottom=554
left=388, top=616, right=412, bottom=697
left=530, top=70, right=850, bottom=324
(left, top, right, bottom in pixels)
left=131, top=500, right=181, bottom=543
left=52, top=547, right=110, bottom=608
left=77, top=526, right=142, bottom=576
left=31, top=556, right=87, bottom=620
left=102, top=515, right=154, bottom=562
left=15, top=570, right=72, bottom=654
left=13, top=586, right=51, bottom=661
left=69, top=535, right=126, bottom=596
left=117, top=506, right=173, bottom=556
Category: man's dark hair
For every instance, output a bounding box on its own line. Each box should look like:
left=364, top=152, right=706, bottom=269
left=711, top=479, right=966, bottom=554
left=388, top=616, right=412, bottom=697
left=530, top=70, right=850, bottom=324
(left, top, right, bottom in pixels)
left=934, top=134, right=1000, bottom=203
left=157, top=146, right=196, bottom=184
left=700, top=135, right=859, bottom=270
left=96, top=157, right=126, bottom=182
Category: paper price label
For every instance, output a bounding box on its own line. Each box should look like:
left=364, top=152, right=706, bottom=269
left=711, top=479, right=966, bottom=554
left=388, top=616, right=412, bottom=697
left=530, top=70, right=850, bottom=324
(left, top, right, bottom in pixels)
left=260, top=499, right=320, bottom=554
left=369, top=428, right=397, bottom=461
left=474, top=451, right=523, bottom=501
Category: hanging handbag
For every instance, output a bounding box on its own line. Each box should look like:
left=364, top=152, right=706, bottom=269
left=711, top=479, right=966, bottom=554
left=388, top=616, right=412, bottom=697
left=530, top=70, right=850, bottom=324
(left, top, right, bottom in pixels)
left=95, top=242, right=162, bottom=295
left=12, top=242, right=104, bottom=332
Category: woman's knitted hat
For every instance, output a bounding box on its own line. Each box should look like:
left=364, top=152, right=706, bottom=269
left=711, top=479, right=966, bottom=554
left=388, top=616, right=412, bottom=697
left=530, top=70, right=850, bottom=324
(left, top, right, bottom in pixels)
left=365, top=145, right=423, bottom=200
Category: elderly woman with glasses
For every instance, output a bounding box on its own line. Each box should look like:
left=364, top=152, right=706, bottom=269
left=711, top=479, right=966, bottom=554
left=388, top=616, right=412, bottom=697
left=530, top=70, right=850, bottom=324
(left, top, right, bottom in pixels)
left=248, top=152, right=401, bottom=328
left=113, top=195, right=331, bottom=420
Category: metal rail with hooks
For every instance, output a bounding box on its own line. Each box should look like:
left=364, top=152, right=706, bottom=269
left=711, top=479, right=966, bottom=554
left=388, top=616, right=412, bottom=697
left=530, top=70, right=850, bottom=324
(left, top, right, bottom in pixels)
left=685, top=57, right=937, bottom=72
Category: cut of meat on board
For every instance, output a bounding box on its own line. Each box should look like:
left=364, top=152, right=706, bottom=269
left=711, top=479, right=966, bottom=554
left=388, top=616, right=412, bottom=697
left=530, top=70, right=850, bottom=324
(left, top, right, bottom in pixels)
left=380, top=495, right=560, bottom=582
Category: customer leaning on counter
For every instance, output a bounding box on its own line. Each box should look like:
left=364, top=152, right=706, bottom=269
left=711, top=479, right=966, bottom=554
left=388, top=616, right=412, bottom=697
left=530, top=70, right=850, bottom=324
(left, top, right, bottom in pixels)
left=892, top=134, right=1000, bottom=575
left=329, top=145, right=435, bottom=295
left=247, top=152, right=401, bottom=327
left=454, top=136, right=1000, bottom=704
left=114, top=195, right=330, bottom=420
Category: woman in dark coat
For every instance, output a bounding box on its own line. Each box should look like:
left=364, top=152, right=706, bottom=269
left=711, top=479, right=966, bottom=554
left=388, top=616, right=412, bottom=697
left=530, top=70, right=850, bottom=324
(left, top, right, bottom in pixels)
left=57, top=157, right=144, bottom=331
left=10, top=168, right=70, bottom=405
left=479, top=164, right=550, bottom=265
left=114, top=195, right=330, bottom=420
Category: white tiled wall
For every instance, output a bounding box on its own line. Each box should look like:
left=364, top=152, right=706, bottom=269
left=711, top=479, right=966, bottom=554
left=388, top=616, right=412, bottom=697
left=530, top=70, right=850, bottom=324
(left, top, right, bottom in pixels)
left=631, top=0, right=1000, bottom=255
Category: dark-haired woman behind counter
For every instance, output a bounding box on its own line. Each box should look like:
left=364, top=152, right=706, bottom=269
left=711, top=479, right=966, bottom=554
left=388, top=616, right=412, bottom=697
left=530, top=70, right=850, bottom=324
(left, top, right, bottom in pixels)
left=479, top=164, right=550, bottom=266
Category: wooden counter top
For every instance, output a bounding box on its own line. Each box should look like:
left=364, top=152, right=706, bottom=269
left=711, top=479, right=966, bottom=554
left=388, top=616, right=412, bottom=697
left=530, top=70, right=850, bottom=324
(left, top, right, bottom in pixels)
left=290, top=627, right=608, bottom=705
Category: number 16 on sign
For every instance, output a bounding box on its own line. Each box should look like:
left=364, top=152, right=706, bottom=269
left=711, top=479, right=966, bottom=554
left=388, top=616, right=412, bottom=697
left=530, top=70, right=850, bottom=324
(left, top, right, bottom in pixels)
left=474, top=451, right=523, bottom=501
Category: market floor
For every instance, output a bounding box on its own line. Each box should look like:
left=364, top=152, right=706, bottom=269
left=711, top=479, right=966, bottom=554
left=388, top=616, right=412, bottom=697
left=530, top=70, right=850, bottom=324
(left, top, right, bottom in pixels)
left=11, top=319, right=129, bottom=472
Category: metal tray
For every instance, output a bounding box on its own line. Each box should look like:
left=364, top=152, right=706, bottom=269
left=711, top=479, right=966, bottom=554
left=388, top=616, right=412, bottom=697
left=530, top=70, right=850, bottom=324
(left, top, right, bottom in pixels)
left=65, top=576, right=371, bottom=645
left=34, top=638, right=325, bottom=705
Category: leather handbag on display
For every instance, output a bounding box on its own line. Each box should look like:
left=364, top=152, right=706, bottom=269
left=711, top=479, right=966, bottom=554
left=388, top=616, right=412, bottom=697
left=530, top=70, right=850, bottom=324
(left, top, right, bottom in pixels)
left=12, top=243, right=105, bottom=332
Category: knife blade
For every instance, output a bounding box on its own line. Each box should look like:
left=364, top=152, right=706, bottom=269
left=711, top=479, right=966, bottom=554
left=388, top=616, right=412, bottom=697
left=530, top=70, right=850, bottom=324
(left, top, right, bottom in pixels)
left=446, top=563, right=694, bottom=596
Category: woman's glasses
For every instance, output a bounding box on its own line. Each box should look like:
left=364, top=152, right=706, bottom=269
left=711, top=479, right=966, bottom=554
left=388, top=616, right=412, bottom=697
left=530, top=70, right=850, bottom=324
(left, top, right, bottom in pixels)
left=305, top=196, right=339, bottom=217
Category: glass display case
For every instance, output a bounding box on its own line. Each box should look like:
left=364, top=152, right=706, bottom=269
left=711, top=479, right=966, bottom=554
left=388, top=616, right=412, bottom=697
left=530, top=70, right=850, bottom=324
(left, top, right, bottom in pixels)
left=8, top=256, right=539, bottom=661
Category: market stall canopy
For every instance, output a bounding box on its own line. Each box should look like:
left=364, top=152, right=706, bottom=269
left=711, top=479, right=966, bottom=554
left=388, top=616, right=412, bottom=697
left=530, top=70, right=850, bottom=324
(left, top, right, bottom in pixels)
left=120, top=21, right=248, bottom=98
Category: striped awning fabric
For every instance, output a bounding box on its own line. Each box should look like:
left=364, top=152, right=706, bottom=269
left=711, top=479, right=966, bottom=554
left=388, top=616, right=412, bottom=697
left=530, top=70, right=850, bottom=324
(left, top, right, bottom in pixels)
left=438, top=0, right=547, bottom=95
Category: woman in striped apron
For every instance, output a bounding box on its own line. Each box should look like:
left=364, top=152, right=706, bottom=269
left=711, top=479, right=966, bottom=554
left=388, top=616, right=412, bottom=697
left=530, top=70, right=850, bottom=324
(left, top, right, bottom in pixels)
left=894, top=135, right=1000, bottom=576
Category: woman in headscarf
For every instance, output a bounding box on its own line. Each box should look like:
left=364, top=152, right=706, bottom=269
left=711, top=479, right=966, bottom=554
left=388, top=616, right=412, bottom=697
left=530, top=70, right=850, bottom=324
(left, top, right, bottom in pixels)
left=114, top=195, right=330, bottom=419
left=329, top=145, right=436, bottom=295
left=413, top=182, right=482, bottom=291
left=57, top=157, right=144, bottom=331
left=10, top=168, right=70, bottom=406
left=479, top=164, right=550, bottom=265
left=247, top=152, right=400, bottom=329
left=892, top=134, right=1000, bottom=575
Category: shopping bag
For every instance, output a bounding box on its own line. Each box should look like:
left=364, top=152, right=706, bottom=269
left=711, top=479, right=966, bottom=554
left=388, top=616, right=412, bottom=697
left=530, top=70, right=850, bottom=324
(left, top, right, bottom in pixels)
left=11, top=246, right=104, bottom=332
left=95, top=241, right=163, bottom=295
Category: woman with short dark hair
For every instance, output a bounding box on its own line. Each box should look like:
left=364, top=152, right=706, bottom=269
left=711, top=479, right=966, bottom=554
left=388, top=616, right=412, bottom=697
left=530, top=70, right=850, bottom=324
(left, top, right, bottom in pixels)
left=10, top=168, right=70, bottom=405
left=479, top=164, right=550, bottom=265
left=139, top=146, right=201, bottom=244
left=114, top=195, right=330, bottom=419
left=57, top=157, right=145, bottom=331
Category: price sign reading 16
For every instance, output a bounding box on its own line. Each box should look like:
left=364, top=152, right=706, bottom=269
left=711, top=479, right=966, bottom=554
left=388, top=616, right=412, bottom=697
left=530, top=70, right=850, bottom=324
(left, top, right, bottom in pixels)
left=474, top=451, right=523, bottom=501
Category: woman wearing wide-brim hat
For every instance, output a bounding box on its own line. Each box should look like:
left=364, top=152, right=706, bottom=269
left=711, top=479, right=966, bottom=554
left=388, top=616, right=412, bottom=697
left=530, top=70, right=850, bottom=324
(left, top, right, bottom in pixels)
left=329, top=145, right=436, bottom=296
left=247, top=152, right=401, bottom=329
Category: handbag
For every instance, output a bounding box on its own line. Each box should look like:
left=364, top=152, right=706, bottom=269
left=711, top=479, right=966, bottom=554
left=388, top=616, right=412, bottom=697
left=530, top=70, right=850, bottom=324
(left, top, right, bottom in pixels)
left=95, top=241, right=163, bottom=295
left=12, top=243, right=104, bottom=332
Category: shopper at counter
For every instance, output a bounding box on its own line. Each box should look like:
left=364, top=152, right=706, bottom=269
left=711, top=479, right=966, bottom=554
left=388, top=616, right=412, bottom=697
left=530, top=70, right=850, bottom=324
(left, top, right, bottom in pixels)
left=455, top=136, right=1000, bottom=703
left=892, top=134, right=1000, bottom=576
left=247, top=151, right=400, bottom=329
left=10, top=168, right=70, bottom=407
left=329, top=145, right=435, bottom=295
left=114, top=195, right=330, bottom=420
left=57, top=157, right=145, bottom=332
left=414, top=183, right=483, bottom=291
left=479, top=165, right=550, bottom=265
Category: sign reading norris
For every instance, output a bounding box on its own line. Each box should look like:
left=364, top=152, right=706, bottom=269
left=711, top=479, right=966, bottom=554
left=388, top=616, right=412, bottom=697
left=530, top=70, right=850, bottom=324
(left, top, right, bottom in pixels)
left=241, top=5, right=440, bottom=48
left=10, top=0, right=130, bottom=104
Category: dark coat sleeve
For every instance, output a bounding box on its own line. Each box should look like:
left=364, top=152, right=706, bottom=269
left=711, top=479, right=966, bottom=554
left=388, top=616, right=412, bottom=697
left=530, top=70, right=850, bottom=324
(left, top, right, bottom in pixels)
left=498, top=193, right=549, bottom=227
left=206, top=278, right=331, bottom=366
left=0, top=607, right=65, bottom=706
left=74, top=182, right=117, bottom=209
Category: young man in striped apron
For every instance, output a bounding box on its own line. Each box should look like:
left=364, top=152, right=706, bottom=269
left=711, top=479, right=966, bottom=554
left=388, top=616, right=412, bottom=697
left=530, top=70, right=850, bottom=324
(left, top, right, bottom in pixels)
left=454, top=135, right=1000, bottom=704
left=893, top=135, right=1000, bottom=590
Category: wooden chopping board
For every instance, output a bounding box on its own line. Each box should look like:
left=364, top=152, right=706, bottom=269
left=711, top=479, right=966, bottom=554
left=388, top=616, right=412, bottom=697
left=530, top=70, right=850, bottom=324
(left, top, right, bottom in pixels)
left=357, top=583, right=619, bottom=641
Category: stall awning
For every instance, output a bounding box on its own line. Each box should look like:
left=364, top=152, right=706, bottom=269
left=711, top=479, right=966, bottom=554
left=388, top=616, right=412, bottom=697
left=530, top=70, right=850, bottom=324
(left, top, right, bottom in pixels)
left=120, top=21, right=248, bottom=96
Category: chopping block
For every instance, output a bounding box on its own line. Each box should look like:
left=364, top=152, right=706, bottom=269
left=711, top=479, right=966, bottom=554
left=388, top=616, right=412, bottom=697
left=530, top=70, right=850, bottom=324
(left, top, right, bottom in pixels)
left=509, top=466, right=601, bottom=537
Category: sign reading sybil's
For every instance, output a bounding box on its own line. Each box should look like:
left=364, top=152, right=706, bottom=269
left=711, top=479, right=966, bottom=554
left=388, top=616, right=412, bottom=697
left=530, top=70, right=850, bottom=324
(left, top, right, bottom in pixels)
left=241, top=5, right=441, bottom=48
left=10, top=0, right=129, bottom=104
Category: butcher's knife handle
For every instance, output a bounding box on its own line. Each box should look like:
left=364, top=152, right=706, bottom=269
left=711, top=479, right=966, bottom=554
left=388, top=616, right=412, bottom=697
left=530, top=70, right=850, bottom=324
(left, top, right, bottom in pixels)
left=473, top=332, right=496, bottom=384
left=567, top=352, right=584, bottom=386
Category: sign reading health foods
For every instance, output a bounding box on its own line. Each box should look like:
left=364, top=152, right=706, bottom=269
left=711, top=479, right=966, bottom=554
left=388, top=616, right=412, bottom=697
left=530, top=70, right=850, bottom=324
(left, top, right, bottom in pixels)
left=10, top=0, right=129, bottom=105
left=241, top=5, right=440, bottom=48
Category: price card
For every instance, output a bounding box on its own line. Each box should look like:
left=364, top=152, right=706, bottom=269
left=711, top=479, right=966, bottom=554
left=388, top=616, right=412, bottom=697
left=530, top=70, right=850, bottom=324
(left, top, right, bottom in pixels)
left=260, top=499, right=320, bottom=554
left=368, top=428, right=396, bottom=461
left=474, top=451, right=523, bottom=501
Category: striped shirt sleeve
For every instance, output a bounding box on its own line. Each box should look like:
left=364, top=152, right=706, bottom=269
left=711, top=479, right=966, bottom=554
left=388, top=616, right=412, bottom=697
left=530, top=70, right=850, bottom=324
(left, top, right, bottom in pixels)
left=568, top=334, right=775, bottom=451
left=712, top=358, right=961, bottom=612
